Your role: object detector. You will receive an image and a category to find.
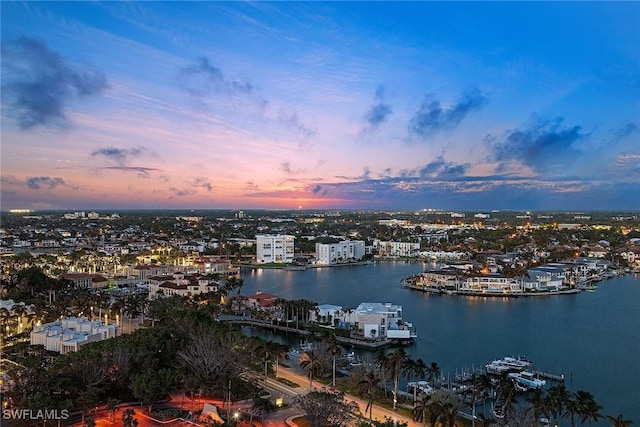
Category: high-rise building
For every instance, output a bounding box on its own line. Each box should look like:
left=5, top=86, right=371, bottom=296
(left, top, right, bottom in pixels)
left=315, top=240, right=365, bottom=265
left=256, top=234, right=295, bottom=263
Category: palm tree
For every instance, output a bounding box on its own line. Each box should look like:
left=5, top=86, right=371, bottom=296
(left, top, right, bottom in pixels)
left=413, top=393, right=432, bottom=427
left=358, top=368, right=381, bottom=426
left=525, top=388, right=546, bottom=422
left=564, top=393, right=580, bottom=427
left=605, top=414, right=633, bottom=427
left=414, top=358, right=428, bottom=382
left=440, top=400, right=461, bottom=427
left=373, top=350, right=389, bottom=398
left=574, top=390, right=601, bottom=426
left=545, top=384, right=572, bottom=426
left=401, top=355, right=417, bottom=402
left=470, top=374, right=492, bottom=427
left=427, top=361, right=441, bottom=387
left=325, top=333, right=342, bottom=386
left=298, top=350, right=321, bottom=391
left=385, top=347, right=406, bottom=410
left=271, top=342, right=288, bottom=378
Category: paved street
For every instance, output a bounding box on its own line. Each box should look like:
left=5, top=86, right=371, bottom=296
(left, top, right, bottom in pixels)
left=18, top=361, right=421, bottom=427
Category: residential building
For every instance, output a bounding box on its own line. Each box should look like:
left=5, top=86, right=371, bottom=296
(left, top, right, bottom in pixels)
left=147, top=271, right=219, bottom=298
left=462, top=274, right=522, bottom=293
left=352, top=302, right=416, bottom=340
left=315, top=240, right=365, bottom=265
left=62, top=273, right=109, bottom=289
left=373, top=240, right=420, bottom=257
left=30, top=317, right=119, bottom=354
left=310, top=304, right=343, bottom=324
left=256, top=234, right=295, bottom=263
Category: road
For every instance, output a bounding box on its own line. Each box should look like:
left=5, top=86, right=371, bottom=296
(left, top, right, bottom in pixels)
left=30, top=362, right=421, bottom=427
left=267, top=363, right=423, bottom=427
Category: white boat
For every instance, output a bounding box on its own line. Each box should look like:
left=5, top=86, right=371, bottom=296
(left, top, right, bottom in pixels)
left=486, top=356, right=533, bottom=374
left=501, top=356, right=533, bottom=369
left=508, top=371, right=546, bottom=390
left=485, top=360, right=513, bottom=375
left=407, top=380, right=434, bottom=395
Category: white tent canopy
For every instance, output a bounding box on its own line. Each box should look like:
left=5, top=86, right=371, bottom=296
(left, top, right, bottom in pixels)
left=200, top=403, right=224, bottom=424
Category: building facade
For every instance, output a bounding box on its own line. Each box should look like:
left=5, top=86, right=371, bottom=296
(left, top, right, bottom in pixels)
left=373, top=240, right=420, bottom=257
left=352, top=302, right=416, bottom=340
left=315, top=240, right=365, bottom=265
left=147, top=272, right=219, bottom=298
left=256, top=234, right=295, bottom=263
left=30, top=317, right=119, bottom=354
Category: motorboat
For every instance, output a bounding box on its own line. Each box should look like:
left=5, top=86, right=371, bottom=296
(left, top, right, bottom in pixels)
left=407, top=380, right=434, bottom=395
left=486, top=356, right=533, bottom=375
left=508, top=371, right=546, bottom=390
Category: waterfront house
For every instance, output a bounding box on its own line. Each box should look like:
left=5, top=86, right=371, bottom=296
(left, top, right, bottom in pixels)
left=310, top=304, right=343, bottom=325
left=352, top=302, right=416, bottom=340
left=462, top=274, right=522, bottom=293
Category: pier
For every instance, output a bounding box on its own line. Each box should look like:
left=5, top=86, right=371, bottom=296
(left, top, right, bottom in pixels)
left=530, top=370, right=565, bottom=382
left=218, top=315, right=396, bottom=349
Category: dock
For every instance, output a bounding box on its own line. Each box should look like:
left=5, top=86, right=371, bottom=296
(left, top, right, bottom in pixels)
left=218, top=315, right=396, bottom=348
left=530, top=370, right=565, bottom=382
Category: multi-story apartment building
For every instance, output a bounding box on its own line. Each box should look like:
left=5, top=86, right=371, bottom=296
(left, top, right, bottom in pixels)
left=30, top=317, right=119, bottom=354
left=256, top=234, right=295, bottom=263
left=373, top=239, right=420, bottom=257
left=315, top=240, right=365, bottom=265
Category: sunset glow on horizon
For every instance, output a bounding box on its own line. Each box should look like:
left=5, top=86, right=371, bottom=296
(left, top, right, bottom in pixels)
left=1, top=2, right=639, bottom=211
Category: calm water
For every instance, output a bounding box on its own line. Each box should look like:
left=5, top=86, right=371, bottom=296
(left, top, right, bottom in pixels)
left=240, top=263, right=640, bottom=423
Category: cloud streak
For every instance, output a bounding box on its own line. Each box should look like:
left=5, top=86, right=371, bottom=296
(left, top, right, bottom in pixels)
left=1, top=37, right=108, bottom=130
left=178, top=57, right=253, bottom=98
left=489, top=116, right=587, bottom=174
left=409, top=88, right=487, bottom=138
left=25, top=176, right=69, bottom=190
left=362, top=85, right=392, bottom=132
left=90, top=147, right=152, bottom=166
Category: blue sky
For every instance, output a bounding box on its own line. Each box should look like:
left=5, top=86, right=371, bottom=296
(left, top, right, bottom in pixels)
left=1, top=1, right=639, bottom=211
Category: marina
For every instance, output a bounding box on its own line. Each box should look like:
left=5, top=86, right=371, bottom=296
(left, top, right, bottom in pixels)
left=239, top=263, right=640, bottom=424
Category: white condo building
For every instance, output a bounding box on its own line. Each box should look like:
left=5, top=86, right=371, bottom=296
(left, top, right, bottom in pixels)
left=315, top=240, right=365, bottom=265
left=373, top=240, right=421, bottom=257
left=256, top=234, right=295, bottom=263
left=30, top=317, right=119, bottom=354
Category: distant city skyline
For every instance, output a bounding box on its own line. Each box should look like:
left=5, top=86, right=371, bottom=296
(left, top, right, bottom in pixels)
left=1, top=2, right=639, bottom=211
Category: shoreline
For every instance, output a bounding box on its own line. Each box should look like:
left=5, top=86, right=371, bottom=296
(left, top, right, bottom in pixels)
left=403, top=282, right=582, bottom=297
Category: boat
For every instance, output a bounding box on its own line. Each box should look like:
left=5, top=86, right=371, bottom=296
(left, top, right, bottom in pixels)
left=508, top=371, right=546, bottom=390
left=485, top=360, right=514, bottom=375
left=407, top=380, right=434, bottom=395
left=501, top=356, right=533, bottom=369
left=485, top=356, right=533, bottom=375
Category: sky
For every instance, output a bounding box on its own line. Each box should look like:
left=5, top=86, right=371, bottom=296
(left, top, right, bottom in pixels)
left=1, top=1, right=639, bottom=211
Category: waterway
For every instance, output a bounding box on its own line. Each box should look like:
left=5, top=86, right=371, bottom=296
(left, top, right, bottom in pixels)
left=239, top=262, right=639, bottom=424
